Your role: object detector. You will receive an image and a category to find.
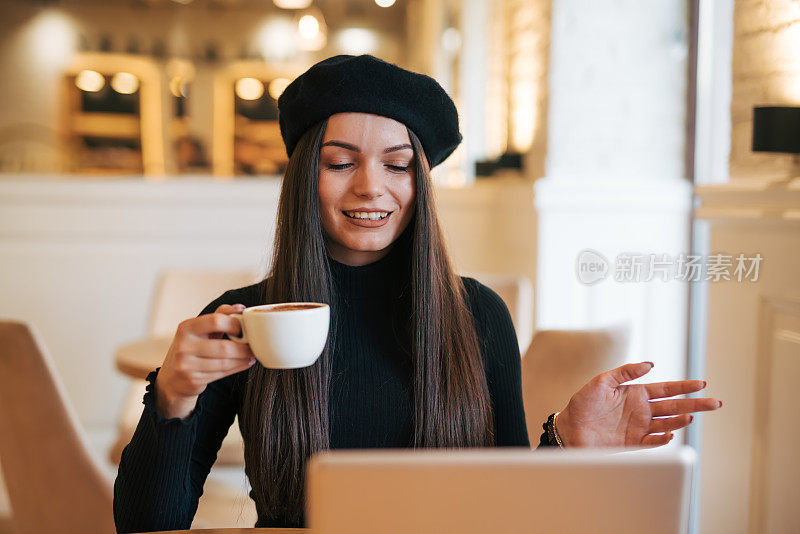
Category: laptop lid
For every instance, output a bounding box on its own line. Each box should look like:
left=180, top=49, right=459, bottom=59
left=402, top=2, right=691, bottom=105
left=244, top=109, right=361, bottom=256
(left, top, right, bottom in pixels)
left=307, top=446, right=695, bottom=534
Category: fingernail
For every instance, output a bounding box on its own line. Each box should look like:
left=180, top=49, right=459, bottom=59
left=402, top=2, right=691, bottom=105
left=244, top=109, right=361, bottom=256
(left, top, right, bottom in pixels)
left=718, top=400, right=723, bottom=408
left=689, top=415, right=694, bottom=423
left=702, top=380, right=707, bottom=388
left=235, top=304, right=246, bottom=309
left=646, top=361, right=654, bottom=368
left=248, top=358, right=256, bottom=366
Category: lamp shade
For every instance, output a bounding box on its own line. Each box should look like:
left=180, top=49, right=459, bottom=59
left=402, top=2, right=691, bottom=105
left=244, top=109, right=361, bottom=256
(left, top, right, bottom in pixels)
left=752, top=106, right=800, bottom=153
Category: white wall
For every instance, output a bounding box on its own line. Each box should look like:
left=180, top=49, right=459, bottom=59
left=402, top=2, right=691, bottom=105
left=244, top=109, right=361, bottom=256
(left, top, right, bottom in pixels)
left=545, top=0, right=688, bottom=183
left=0, top=177, right=281, bottom=430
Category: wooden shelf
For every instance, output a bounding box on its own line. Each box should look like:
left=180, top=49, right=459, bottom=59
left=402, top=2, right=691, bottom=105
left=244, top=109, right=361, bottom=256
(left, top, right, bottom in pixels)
left=70, top=112, right=141, bottom=139
left=71, top=168, right=141, bottom=176
left=61, top=53, right=165, bottom=176
left=236, top=119, right=282, bottom=144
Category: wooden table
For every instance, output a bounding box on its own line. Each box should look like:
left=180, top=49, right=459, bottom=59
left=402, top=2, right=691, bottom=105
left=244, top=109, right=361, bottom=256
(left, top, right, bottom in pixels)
left=115, top=336, right=172, bottom=378
left=113, top=335, right=247, bottom=465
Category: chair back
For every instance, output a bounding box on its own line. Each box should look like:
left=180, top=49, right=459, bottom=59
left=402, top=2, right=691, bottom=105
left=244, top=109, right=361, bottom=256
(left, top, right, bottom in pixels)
left=521, top=326, right=630, bottom=442
left=0, top=321, right=115, bottom=534
left=0, top=461, right=11, bottom=531
left=463, top=272, right=534, bottom=354
left=148, top=269, right=258, bottom=336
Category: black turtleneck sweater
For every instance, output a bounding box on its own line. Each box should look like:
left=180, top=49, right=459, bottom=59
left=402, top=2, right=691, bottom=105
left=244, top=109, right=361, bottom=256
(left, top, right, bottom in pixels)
left=114, top=249, right=551, bottom=532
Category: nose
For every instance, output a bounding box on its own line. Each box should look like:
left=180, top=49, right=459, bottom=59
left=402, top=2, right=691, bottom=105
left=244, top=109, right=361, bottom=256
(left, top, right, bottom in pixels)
left=351, top=161, right=386, bottom=199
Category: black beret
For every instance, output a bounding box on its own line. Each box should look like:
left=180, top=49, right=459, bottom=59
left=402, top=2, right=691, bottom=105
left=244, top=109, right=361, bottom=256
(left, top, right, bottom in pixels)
left=277, top=54, right=462, bottom=169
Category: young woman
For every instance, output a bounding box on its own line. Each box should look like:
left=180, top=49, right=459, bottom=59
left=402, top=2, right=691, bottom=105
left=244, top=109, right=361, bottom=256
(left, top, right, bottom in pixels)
left=113, top=55, right=720, bottom=532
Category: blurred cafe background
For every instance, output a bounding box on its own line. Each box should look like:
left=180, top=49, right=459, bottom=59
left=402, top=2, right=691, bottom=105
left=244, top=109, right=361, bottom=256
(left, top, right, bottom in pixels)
left=0, top=0, right=798, bottom=533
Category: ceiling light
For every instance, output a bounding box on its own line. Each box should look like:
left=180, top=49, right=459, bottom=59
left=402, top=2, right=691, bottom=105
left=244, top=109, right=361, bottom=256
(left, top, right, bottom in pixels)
left=268, top=78, right=291, bottom=100
left=75, top=69, right=104, bottom=92
left=170, top=76, right=189, bottom=98
left=336, top=28, right=378, bottom=55
left=442, top=27, right=461, bottom=53
left=110, top=72, right=139, bottom=94
left=375, top=0, right=396, bottom=7
left=235, top=77, right=265, bottom=100
left=298, top=14, right=319, bottom=39
left=273, top=0, right=312, bottom=8
left=295, top=9, right=327, bottom=51
left=30, top=10, right=77, bottom=69
left=256, top=17, right=299, bottom=60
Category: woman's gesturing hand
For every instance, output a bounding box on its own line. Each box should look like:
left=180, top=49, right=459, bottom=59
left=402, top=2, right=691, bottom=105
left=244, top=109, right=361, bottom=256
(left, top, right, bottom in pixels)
left=555, top=362, right=722, bottom=448
left=155, top=304, right=256, bottom=420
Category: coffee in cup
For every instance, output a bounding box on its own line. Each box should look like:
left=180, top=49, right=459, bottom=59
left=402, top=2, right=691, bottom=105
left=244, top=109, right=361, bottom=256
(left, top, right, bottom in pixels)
left=252, top=304, right=322, bottom=313
left=228, top=302, right=330, bottom=369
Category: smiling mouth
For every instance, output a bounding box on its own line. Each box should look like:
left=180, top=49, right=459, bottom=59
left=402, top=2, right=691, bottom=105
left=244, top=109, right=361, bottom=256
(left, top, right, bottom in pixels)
left=342, top=210, right=393, bottom=221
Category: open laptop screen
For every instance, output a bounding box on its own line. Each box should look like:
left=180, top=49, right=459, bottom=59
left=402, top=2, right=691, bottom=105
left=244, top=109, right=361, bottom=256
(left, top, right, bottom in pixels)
left=307, top=446, right=695, bottom=534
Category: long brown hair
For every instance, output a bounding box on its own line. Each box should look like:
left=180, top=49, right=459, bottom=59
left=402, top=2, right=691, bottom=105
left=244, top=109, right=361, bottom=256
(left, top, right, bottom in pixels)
left=241, top=118, right=494, bottom=526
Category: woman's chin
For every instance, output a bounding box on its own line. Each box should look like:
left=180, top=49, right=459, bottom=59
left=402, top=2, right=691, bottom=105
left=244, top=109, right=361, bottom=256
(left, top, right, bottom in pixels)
left=346, top=241, right=392, bottom=253
left=336, top=232, right=393, bottom=251
left=326, top=238, right=394, bottom=263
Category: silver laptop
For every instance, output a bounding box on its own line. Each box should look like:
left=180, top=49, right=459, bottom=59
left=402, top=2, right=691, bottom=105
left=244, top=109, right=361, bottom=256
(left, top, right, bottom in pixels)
left=306, top=446, right=695, bottom=534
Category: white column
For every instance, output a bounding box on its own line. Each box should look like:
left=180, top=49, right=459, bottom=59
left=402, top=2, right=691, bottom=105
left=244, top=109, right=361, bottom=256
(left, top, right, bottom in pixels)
left=694, top=0, right=734, bottom=186
left=457, top=0, right=490, bottom=185
left=535, top=0, right=693, bottom=385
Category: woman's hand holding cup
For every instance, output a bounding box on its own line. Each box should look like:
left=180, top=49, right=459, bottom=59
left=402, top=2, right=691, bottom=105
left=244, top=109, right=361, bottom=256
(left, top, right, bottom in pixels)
left=155, top=304, right=256, bottom=420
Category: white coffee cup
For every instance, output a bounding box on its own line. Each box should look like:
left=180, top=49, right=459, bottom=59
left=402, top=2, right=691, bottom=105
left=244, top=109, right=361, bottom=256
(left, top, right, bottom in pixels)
left=228, top=302, right=330, bottom=369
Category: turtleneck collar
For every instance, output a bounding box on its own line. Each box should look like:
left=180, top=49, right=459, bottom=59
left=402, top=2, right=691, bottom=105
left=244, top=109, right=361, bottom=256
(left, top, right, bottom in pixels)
left=328, top=244, right=408, bottom=300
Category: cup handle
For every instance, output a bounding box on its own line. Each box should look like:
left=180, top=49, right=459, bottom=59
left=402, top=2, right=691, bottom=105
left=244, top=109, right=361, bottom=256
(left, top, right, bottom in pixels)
left=227, top=314, right=248, bottom=343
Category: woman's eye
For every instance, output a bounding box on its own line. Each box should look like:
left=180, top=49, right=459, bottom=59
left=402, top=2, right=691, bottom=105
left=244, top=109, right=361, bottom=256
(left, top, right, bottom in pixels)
left=325, top=163, right=409, bottom=172
left=387, top=165, right=409, bottom=173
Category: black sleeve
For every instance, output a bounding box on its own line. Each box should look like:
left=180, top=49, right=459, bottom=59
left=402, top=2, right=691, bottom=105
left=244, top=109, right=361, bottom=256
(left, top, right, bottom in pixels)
left=113, top=290, right=250, bottom=533
left=462, top=277, right=532, bottom=447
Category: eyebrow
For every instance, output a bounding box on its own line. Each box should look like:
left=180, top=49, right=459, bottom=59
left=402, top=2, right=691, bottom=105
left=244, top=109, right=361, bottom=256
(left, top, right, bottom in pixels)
left=321, top=140, right=413, bottom=154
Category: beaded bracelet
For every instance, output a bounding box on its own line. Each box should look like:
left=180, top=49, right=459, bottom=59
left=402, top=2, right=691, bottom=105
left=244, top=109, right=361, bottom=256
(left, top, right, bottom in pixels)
left=553, top=411, right=565, bottom=448
left=545, top=412, right=565, bottom=449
